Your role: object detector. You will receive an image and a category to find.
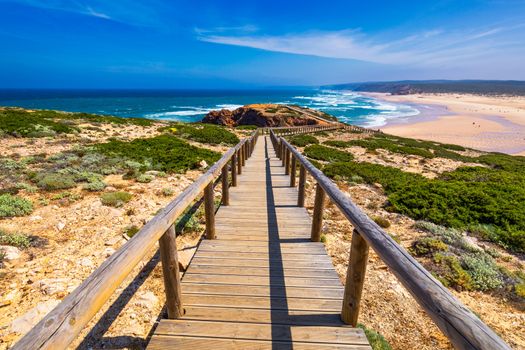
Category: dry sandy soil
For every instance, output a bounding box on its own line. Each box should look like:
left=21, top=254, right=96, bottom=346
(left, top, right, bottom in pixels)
left=369, top=93, right=525, bottom=156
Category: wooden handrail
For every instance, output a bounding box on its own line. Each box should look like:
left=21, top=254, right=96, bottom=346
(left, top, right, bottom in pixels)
left=13, top=130, right=259, bottom=350
left=271, top=130, right=510, bottom=350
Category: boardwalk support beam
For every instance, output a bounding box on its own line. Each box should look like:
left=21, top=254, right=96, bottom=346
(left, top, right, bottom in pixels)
left=221, top=166, right=229, bottom=206
left=204, top=183, right=216, bottom=239
left=297, top=165, right=306, bottom=207
left=311, top=183, right=326, bottom=242
left=159, top=225, right=183, bottom=319
left=341, top=229, right=369, bottom=326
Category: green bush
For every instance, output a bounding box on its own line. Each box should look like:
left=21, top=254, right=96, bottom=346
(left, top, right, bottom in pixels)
left=136, top=174, right=154, bottom=183
left=357, top=324, right=392, bottom=350
left=235, top=125, right=258, bottom=130
left=0, top=229, right=31, bottom=248
left=36, top=173, right=76, bottom=190
left=303, top=145, right=354, bottom=162
left=0, top=194, right=33, bottom=217
left=323, top=140, right=350, bottom=148
left=289, top=134, right=319, bottom=147
left=411, top=237, right=448, bottom=256
left=94, top=135, right=221, bottom=174
left=83, top=181, right=106, bottom=192
left=516, top=282, right=525, bottom=298
left=461, top=252, right=503, bottom=291
left=100, top=191, right=132, bottom=207
left=433, top=253, right=473, bottom=291
left=161, top=187, right=175, bottom=196
left=372, top=216, right=391, bottom=228
left=0, top=108, right=78, bottom=137
left=124, top=225, right=140, bottom=238
left=164, top=123, right=239, bottom=145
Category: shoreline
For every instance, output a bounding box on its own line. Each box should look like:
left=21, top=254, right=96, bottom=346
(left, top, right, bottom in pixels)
left=364, top=92, right=525, bottom=156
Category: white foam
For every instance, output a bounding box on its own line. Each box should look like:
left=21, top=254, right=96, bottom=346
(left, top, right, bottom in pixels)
left=216, top=104, right=243, bottom=110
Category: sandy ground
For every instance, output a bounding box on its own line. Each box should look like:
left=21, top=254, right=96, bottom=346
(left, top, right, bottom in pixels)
left=368, top=93, right=525, bottom=155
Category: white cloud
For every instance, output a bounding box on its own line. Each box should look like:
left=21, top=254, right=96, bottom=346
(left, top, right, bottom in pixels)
left=197, top=25, right=524, bottom=67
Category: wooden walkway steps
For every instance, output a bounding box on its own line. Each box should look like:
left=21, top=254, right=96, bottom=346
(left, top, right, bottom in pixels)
left=147, top=136, right=372, bottom=349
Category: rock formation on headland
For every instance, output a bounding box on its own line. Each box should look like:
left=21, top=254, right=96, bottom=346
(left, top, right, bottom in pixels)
left=202, top=104, right=337, bottom=127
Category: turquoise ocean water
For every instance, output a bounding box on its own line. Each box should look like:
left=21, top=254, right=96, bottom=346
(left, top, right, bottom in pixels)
left=0, top=89, right=419, bottom=127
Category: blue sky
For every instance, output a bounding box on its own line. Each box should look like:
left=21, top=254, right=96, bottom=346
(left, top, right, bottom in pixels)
left=1, top=0, right=524, bottom=88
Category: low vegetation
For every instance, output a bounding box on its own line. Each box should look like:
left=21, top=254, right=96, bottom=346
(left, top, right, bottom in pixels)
left=0, top=194, right=33, bottom=217
left=0, top=229, right=31, bottom=248
left=100, top=191, right=133, bottom=207
left=94, top=135, right=221, bottom=173
left=303, top=145, right=354, bottom=162
left=358, top=324, right=392, bottom=350
left=0, top=108, right=152, bottom=138
left=289, top=134, right=319, bottom=147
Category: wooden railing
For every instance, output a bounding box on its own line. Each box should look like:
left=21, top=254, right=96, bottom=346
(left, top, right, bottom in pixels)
left=269, top=129, right=510, bottom=350
left=12, top=130, right=260, bottom=350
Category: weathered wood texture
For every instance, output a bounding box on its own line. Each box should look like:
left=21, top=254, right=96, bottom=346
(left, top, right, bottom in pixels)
left=147, top=135, right=371, bottom=350
left=12, top=131, right=258, bottom=350
left=341, top=229, right=369, bottom=326
left=275, top=133, right=511, bottom=350
left=158, top=225, right=183, bottom=319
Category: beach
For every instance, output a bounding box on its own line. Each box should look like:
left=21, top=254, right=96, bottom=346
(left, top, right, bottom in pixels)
left=369, top=93, right=525, bottom=155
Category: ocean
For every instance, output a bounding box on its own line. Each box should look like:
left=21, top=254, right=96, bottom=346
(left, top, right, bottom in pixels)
left=0, top=89, right=420, bottom=127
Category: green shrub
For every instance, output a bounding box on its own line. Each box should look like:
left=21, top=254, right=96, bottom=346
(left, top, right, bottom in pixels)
left=303, top=145, right=354, bottom=162
left=165, top=123, right=239, bottom=145
left=516, top=282, right=525, bottom=298
left=15, top=182, right=37, bottom=193
left=323, top=140, right=350, bottom=148
left=124, top=225, right=140, bottom=238
left=0, top=108, right=78, bottom=137
left=414, top=221, right=463, bottom=245
left=162, top=187, right=175, bottom=196
left=136, top=174, right=154, bottom=183
left=372, top=216, right=391, bottom=228
left=100, top=191, right=132, bottom=207
left=411, top=237, right=448, bottom=256
left=461, top=252, right=503, bottom=291
left=36, top=173, right=77, bottom=190
left=357, top=324, right=392, bottom=350
left=0, top=229, right=31, bottom=248
left=83, top=181, right=106, bottom=192
left=94, top=135, right=221, bottom=174
left=433, top=253, right=473, bottom=291
left=0, top=194, right=33, bottom=217
left=290, top=134, right=319, bottom=147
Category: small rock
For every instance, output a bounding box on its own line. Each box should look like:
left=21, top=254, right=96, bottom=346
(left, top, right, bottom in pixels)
left=0, top=246, right=21, bottom=261
left=104, top=186, right=117, bottom=192
left=198, top=160, right=208, bottom=169
left=29, top=215, right=43, bottom=221
left=104, top=236, right=121, bottom=246
left=56, top=222, right=66, bottom=231
left=11, top=299, right=60, bottom=334
left=103, top=247, right=115, bottom=257
left=35, top=278, right=68, bottom=295
left=80, top=257, right=94, bottom=268
left=135, top=291, right=158, bottom=308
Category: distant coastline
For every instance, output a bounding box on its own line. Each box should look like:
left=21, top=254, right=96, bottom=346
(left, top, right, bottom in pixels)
left=369, top=92, right=525, bottom=155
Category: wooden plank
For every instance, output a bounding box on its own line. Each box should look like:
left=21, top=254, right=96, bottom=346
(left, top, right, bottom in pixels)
left=148, top=335, right=372, bottom=350
left=189, top=257, right=335, bottom=269
left=186, top=265, right=340, bottom=279
left=153, top=320, right=369, bottom=345
left=182, top=305, right=346, bottom=326
left=193, top=251, right=334, bottom=261
left=181, top=294, right=344, bottom=312
left=182, top=274, right=342, bottom=288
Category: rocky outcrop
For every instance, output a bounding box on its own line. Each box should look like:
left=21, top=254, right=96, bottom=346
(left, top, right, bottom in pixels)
left=202, top=104, right=331, bottom=127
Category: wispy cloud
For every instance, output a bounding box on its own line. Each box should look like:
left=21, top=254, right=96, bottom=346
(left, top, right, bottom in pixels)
left=197, top=24, right=524, bottom=66
left=3, top=0, right=160, bottom=26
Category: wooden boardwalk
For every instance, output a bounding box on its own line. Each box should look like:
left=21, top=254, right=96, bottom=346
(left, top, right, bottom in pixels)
left=147, top=136, right=371, bottom=349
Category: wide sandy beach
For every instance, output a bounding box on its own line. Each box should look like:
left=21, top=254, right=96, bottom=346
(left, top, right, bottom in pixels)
left=367, top=93, right=525, bottom=155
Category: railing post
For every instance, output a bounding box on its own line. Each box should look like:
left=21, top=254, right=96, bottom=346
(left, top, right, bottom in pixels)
left=204, top=182, right=215, bottom=239
left=297, top=164, right=306, bottom=207
left=281, top=143, right=286, bottom=166
left=221, top=165, right=229, bottom=206
left=341, top=229, right=369, bottom=326
left=285, top=149, right=291, bottom=175
left=290, top=155, right=296, bottom=187
left=237, top=149, right=242, bottom=175
left=231, top=153, right=237, bottom=187
left=241, top=143, right=246, bottom=166
left=311, top=183, right=326, bottom=242
left=159, top=225, right=183, bottom=319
